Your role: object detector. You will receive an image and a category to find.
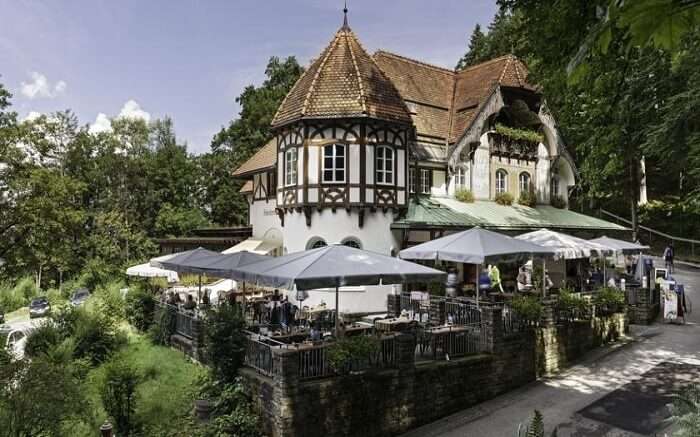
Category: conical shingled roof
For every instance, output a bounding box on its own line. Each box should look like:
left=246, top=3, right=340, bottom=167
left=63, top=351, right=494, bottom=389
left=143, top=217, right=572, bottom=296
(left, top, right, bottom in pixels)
left=271, top=24, right=412, bottom=128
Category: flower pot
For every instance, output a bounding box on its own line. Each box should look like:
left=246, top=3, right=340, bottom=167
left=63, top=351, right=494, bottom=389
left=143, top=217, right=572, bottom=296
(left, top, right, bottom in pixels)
left=194, top=399, right=212, bottom=420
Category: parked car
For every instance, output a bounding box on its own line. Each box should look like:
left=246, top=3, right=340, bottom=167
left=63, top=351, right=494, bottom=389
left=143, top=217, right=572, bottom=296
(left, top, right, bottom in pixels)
left=4, top=327, right=30, bottom=360
left=0, top=310, right=4, bottom=325
left=70, top=288, right=91, bottom=307
left=29, top=297, right=51, bottom=319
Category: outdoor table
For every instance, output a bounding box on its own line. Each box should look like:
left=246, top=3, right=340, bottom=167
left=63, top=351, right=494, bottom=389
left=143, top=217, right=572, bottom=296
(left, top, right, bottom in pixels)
left=375, top=317, right=412, bottom=332
left=271, top=330, right=309, bottom=344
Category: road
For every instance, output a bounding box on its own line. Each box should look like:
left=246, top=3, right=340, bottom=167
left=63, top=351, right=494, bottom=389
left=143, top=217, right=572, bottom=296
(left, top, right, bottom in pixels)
left=403, top=264, right=700, bottom=437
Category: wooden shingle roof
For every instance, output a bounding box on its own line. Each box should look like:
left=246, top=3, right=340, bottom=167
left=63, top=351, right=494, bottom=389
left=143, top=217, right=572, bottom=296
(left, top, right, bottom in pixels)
left=232, top=138, right=277, bottom=177
left=271, top=24, right=412, bottom=128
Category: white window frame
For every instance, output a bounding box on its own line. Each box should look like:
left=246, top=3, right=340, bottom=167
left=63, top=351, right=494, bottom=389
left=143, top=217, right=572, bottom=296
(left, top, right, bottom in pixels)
left=495, top=169, right=507, bottom=194
left=409, top=167, right=416, bottom=193
left=285, top=148, right=297, bottom=186
left=519, top=172, right=531, bottom=194
left=322, top=143, right=346, bottom=183
left=455, top=166, right=467, bottom=188
left=420, top=169, right=430, bottom=194
left=375, top=145, right=394, bottom=185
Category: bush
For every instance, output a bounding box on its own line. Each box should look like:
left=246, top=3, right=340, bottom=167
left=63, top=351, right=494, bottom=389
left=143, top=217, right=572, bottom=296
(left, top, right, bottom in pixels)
left=550, top=195, right=566, bottom=209
left=24, top=322, right=64, bottom=358
left=556, top=289, right=590, bottom=322
left=495, top=192, right=514, bottom=206
left=511, top=295, right=543, bottom=325
left=125, top=287, right=157, bottom=331
left=206, top=304, right=247, bottom=383
left=593, top=287, right=625, bottom=315
left=518, top=190, right=537, bottom=207
left=149, top=305, right=177, bottom=346
left=92, top=280, right=127, bottom=323
left=0, top=277, right=38, bottom=313
left=670, top=384, right=700, bottom=437
left=455, top=188, right=475, bottom=203
left=100, top=360, right=141, bottom=437
left=327, top=335, right=381, bottom=375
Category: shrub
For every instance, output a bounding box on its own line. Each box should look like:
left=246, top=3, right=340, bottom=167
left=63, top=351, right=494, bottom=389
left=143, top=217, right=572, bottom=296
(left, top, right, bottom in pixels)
left=100, top=360, right=141, bottom=437
left=327, top=335, right=381, bottom=375
left=556, top=289, right=590, bottom=322
left=518, top=190, right=537, bottom=207
left=593, top=287, right=625, bottom=315
left=495, top=192, right=514, bottom=206
left=550, top=195, right=566, bottom=209
left=206, top=304, right=247, bottom=383
left=0, top=277, right=38, bottom=313
left=24, top=322, right=64, bottom=358
left=194, top=379, right=262, bottom=437
left=125, top=287, right=157, bottom=331
left=72, top=309, right=125, bottom=365
left=149, top=305, right=177, bottom=346
left=455, top=188, right=475, bottom=203
left=495, top=123, right=544, bottom=144
left=92, top=280, right=127, bottom=323
left=669, top=384, right=700, bottom=437
left=511, top=295, right=543, bottom=325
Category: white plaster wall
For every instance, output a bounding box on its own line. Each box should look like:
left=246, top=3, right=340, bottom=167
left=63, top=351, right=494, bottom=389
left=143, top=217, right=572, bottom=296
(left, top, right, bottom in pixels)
left=281, top=209, right=400, bottom=313
left=349, top=144, right=360, bottom=184
left=249, top=199, right=282, bottom=242
left=536, top=143, right=551, bottom=204
left=472, top=133, right=491, bottom=199
left=431, top=169, right=447, bottom=197
left=555, top=158, right=576, bottom=204
left=365, top=144, right=375, bottom=185
left=397, top=149, right=406, bottom=187
left=308, top=146, right=319, bottom=184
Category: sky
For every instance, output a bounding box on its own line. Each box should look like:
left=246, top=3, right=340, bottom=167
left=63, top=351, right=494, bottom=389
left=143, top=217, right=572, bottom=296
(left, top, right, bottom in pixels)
left=0, top=0, right=497, bottom=154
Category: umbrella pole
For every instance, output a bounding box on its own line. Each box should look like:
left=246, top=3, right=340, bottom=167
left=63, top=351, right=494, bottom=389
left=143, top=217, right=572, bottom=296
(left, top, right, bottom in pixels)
left=335, top=286, right=340, bottom=337
left=542, top=259, right=546, bottom=298
left=476, top=263, right=480, bottom=310
left=198, top=274, right=202, bottom=304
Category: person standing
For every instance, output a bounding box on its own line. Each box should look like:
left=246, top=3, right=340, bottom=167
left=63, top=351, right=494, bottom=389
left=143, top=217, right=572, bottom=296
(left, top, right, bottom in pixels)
left=663, top=243, right=675, bottom=274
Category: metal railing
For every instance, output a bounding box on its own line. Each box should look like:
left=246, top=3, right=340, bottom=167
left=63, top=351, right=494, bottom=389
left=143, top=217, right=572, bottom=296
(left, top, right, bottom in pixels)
left=445, top=300, right=481, bottom=325
left=416, top=323, right=485, bottom=360
left=501, top=304, right=524, bottom=334
left=400, top=292, right=431, bottom=322
left=175, top=311, right=194, bottom=339
left=243, top=331, right=286, bottom=377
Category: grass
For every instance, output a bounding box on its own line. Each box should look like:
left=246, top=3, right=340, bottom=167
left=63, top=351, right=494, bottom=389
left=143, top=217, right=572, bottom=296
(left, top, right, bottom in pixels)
left=79, top=328, right=205, bottom=436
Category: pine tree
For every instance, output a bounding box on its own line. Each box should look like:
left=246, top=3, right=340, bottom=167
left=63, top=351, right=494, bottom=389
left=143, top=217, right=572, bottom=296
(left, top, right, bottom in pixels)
left=456, top=24, right=488, bottom=69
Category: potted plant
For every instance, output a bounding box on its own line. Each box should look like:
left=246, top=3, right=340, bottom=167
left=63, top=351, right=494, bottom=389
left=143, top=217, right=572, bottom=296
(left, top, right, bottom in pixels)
left=495, top=192, right=514, bottom=206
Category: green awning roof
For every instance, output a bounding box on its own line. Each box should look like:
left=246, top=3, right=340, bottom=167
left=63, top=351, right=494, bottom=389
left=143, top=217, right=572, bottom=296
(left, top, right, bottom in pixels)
left=392, top=196, right=627, bottom=232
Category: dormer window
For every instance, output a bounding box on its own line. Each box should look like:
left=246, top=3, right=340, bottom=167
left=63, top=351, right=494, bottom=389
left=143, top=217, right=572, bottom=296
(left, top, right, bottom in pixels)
left=495, top=169, right=508, bottom=194
left=285, top=148, right=297, bottom=186
left=323, top=143, right=345, bottom=183
left=376, top=146, right=394, bottom=185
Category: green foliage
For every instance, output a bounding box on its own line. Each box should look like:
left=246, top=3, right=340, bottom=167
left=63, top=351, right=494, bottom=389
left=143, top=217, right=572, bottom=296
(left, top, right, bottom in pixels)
left=155, top=202, right=209, bottom=237
left=455, top=188, right=475, bottom=203
left=193, top=379, right=262, bottom=437
left=206, top=303, right=248, bottom=383
left=457, top=10, right=528, bottom=70
left=516, top=410, right=558, bottom=437
left=557, top=289, right=590, bottom=321
left=670, top=384, right=700, bottom=437
left=149, top=304, right=177, bottom=346
left=511, top=295, right=543, bottom=325
left=593, top=287, right=625, bottom=314
left=125, top=287, right=157, bottom=331
left=518, top=190, right=537, bottom=207
left=24, top=321, right=64, bottom=358
left=0, top=356, right=88, bottom=437
left=327, top=335, right=381, bottom=375
left=100, top=360, right=141, bottom=437
left=495, top=123, right=544, bottom=144
left=0, top=277, right=38, bottom=313
left=495, top=192, right=514, bottom=206
left=550, top=195, right=566, bottom=209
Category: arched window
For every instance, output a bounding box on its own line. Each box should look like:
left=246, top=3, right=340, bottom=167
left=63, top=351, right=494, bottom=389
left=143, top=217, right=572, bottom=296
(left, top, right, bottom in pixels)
left=322, top=143, right=345, bottom=183
left=376, top=146, right=394, bottom=185
left=551, top=176, right=560, bottom=196
left=519, top=172, right=531, bottom=194
left=455, top=166, right=467, bottom=188
left=306, top=237, right=327, bottom=250
left=285, top=148, right=297, bottom=186
left=495, top=169, right=508, bottom=194
left=341, top=237, right=362, bottom=249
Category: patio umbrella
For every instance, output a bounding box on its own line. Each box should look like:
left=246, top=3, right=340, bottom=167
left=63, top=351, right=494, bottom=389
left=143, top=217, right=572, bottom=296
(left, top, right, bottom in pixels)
left=588, top=236, right=649, bottom=254
left=150, top=247, right=227, bottom=303
left=399, top=227, right=554, bottom=305
left=516, top=229, right=612, bottom=260
left=125, top=263, right=179, bottom=283
left=233, top=244, right=446, bottom=335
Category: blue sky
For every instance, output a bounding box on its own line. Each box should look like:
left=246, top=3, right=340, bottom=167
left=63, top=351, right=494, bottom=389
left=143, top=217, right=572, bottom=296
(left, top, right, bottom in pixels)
left=1, top=0, right=497, bottom=153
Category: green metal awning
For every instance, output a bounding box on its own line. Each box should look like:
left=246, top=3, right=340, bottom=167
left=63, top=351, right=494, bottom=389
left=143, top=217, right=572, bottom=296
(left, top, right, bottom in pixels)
left=392, top=196, right=627, bottom=232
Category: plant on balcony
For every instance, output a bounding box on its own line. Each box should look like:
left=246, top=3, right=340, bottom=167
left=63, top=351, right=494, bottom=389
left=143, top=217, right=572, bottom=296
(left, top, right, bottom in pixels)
left=455, top=188, right=475, bottom=203
left=495, top=123, right=544, bottom=144
left=511, top=295, right=543, bottom=326
left=327, top=335, right=380, bottom=375
left=593, top=287, right=625, bottom=316
left=518, top=190, right=537, bottom=207
left=550, top=195, right=566, bottom=209
left=556, top=289, right=590, bottom=322
left=495, top=192, right=514, bottom=206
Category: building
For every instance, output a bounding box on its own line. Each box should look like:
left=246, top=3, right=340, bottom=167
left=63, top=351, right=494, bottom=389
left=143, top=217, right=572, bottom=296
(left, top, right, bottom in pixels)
left=231, top=11, right=623, bottom=311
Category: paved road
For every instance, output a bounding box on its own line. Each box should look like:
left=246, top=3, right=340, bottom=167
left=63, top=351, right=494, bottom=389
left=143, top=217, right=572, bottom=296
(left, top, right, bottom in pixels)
left=403, top=264, right=700, bottom=437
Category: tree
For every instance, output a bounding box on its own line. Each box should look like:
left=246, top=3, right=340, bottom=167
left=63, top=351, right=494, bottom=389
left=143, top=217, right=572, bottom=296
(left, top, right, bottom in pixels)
left=456, top=24, right=489, bottom=69
left=205, top=303, right=248, bottom=383
left=100, top=360, right=141, bottom=437
left=154, top=202, right=209, bottom=237
left=455, top=11, right=528, bottom=70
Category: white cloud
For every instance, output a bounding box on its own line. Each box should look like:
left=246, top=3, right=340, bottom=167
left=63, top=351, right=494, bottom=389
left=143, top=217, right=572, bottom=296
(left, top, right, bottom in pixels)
left=117, top=99, right=151, bottom=122
left=20, top=72, right=67, bottom=99
left=22, top=111, right=42, bottom=122
left=88, top=113, right=113, bottom=134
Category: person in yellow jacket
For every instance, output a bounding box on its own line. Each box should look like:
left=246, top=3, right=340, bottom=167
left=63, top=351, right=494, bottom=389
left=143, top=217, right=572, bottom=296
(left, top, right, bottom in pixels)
left=488, top=264, right=504, bottom=293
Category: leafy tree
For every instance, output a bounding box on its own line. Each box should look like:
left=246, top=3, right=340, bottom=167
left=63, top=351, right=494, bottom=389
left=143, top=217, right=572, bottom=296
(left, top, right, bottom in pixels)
left=100, top=360, right=141, bottom=437
left=205, top=303, right=248, bottom=383
left=155, top=202, right=209, bottom=237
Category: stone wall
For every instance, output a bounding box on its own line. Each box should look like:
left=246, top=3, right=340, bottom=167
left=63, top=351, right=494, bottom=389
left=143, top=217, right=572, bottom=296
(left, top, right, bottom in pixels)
left=535, top=313, right=628, bottom=376
left=626, top=287, right=660, bottom=325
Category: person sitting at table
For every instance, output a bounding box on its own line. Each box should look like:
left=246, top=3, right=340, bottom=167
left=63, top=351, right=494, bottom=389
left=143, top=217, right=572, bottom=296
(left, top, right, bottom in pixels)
left=309, top=320, right=322, bottom=342
left=478, top=267, right=491, bottom=293
left=183, top=294, right=196, bottom=311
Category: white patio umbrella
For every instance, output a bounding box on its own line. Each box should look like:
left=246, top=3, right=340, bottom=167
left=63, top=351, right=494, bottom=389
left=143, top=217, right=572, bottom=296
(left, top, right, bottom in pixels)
left=125, top=263, right=179, bottom=283
left=234, top=244, right=446, bottom=336
left=588, top=236, right=649, bottom=253
left=400, top=227, right=554, bottom=305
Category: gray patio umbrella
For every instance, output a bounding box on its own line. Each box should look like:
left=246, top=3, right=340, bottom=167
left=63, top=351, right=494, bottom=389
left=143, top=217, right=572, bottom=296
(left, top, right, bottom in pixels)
left=400, top=227, right=554, bottom=304
left=588, top=236, right=649, bottom=254
left=150, top=247, right=228, bottom=303
left=234, top=244, right=446, bottom=335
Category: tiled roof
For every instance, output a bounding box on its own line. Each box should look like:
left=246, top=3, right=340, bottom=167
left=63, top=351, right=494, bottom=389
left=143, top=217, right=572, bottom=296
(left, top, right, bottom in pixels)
left=271, top=25, right=412, bottom=128
left=232, top=138, right=277, bottom=177
left=374, top=52, right=538, bottom=145
left=239, top=180, right=253, bottom=193
left=393, top=197, right=627, bottom=231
